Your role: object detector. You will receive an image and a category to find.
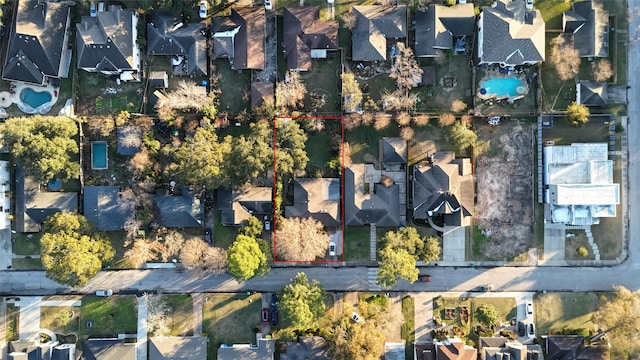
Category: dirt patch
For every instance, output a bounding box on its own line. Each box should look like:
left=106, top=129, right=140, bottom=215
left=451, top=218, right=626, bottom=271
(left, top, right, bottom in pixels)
left=475, top=123, right=535, bottom=258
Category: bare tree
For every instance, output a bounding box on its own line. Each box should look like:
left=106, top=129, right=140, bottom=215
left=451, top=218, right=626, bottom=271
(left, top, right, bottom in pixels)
left=202, top=247, right=228, bottom=272
left=343, top=142, right=353, bottom=167
left=592, top=59, right=613, bottom=82
left=276, top=217, right=330, bottom=261
left=389, top=43, right=423, bottom=91
left=133, top=115, right=154, bottom=131
left=438, top=113, right=456, bottom=127
left=156, top=81, right=213, bottom=112
left=549, top=35, right=581, bottom=81
left=361, top=112, right=374, bottom=126
left=461, top=114, right=473, bottom=125
left=381, top=89, right=418, bottom=111
left=341, top=12, right=357, bottom=30
left=374, top=113, right=392, bottom=130
left=396, top=111, right=411, bottom=126
left=119, top=125, right=142, bottom=149
left=179, top=238, right=227, bottom=271
left=123, top=217, right=142, bottom=243
left=412, top=114, right=430, bottom=126
left=129, top=148, right=153, bottom=174
left=146, top=294, right=170, bottom=336
left=344, top=113, right=362, bottom=130
left=400, top=127, right=415, bottom=141
left=124, top=239, right=166, bottom=268
left=118, top=188, right=138, bottom=213
left=161, top=229, right=186, bottom=260
left=450, top=99, right=467, bottom=113
left=276, top=71, right=307, bottom=109
left=87, top=116, right=115, bottom=137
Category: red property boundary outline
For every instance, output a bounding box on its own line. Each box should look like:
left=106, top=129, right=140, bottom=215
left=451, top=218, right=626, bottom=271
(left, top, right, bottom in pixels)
left=272, top=116, right=345, bottom=263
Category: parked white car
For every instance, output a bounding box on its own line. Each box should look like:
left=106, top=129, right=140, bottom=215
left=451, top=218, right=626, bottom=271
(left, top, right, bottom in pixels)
left=96, top=289, right=113, bottom=297
left=264, top=0, right=273, bottom=11
left=199, top=0, right=208, bottom=19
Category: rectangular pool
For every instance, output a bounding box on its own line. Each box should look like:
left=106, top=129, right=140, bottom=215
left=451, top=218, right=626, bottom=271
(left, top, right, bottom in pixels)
left=479, top=77, right=527, bottom=100
left=91, top=141, right=108, bottom=170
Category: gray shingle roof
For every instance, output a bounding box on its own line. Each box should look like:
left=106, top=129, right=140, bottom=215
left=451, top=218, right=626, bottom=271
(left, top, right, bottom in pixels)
left=3, top=0, right=71, bottom=85
left=82, top=339, right=136, bottom=360
left=149, top=337, right=207, bottom=360
left=154, top=187, right=204, bottom=228
left=283, top=7, right=338, bottom=70
left=217, top=186, right=272, bottom=226
left=415, top=4, right=475, bottom=57
left=352, top=6, right=407, bottom=61
left=285, top=178, right=340, bottom=227
left=147, top=12, right=207, bottom=76
left=83, top=186, right=134, bottom=231
left=212, top=7, right=265, bottom=70
left=380, top=137, right=407, bottom=165
left=563, top=0, right=609, bottom=58
left=578, top=81, right=607, bottom=106
left=478, top=0, right=545, bottom=66
left=344, top=165, right=399, bottom=227
left=76, top=8, right=139, bottom=73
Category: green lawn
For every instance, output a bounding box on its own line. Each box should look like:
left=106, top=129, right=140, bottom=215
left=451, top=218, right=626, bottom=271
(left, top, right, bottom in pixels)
left=346, top=125, right=400, bottom=163
left=362, top=74, right=396, bottom=105
left=163, top=295, right=194, bottom=336
left=344, top=226, right=371, bottom=261
left=543, top=116, right=609, bottom=144
left=41, top=306, right=80, bottom=334
left=540, top=33, right=575, bottom=113
left=6, top=303, right=19, bottom=341
left=213, top=210, right=238, bottom=249
left=202, top=293, right=264, bottom=360
left=301, top=53, right=341, bottom=113
left=105, top=231, right=131, bottom=269
left=12, top=258, right=43, bottom=270
left=305, top=129, right=340, bottom=177
left=401, top=294, right=415, bottom=344
left=534, top=292, right=597, bottom=336
left=214, top=59, right=251, bottom=115
left=536, top=0, right=572, bottom=30
left=591, top=158, right=622, bottom=260
left=416, top=53, right=473, bottom=113
left=12, top=233, right=42, bottom=255
left=80, top=296, right=138, bottom=337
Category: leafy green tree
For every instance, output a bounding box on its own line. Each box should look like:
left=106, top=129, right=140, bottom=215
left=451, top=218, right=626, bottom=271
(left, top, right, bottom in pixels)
left=333, top=306, right=385, bottom=360
left=449, top=120, right=477, bottom=151
left=475, top=304, right=500, bottom=328
left=227, top=234, right=268, bottom=280
left=168, top=126, right=232, bottom=188
left=1, top=116, right=80, bottom=183
left=280, top=272, right=325, bottom=328
left=245, top=119, right=308, bottom=178
left=342, top=72, right=362, bottom=112
left=376, top=247, right=419, bottom=289
left=566, top=102, right=590, bottom=127
left=240, top=216, right=264, bottom=239
left=226, top=134, right=273, bottom=186
left=40, top=213, right=115, bottom=287
left=381, top=227, right=441, bottom=263
left=595, top=286, right=640, bottom=359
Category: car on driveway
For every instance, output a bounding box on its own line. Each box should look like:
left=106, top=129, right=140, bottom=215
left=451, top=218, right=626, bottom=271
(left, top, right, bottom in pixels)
left=270, top=294, right=278, bottom=309
left=96, top=289, right=113, bottom=297
left=271, top=309, right=278, bottom=325
left=329, top=242, right=336, bottom=256
left=262, top=308, right=269, bottom=324
left=204, top=228, right=212, bottom=243
left=526, top=302, right=533, bottom=316
left=528, top=323, right=535, bottom=338
left=518, top=321, right=526, bottom=337
left=199, top=0, right=208, bottom=18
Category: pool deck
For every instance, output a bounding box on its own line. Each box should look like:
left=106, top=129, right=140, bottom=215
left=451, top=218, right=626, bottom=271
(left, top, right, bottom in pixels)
left=0, top=82, right=59, bottom=113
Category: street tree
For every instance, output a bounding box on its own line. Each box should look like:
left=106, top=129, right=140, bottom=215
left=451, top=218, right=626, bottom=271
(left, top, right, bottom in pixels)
left=451, top=99, right=467, bottom=113
left=276, top=71, right=307, bottom=109
left=333, top=309, right=385, bottom=360
left=374, top=113, right=392, bottom=130
left=2, top=116, right=80, bottom=183
left=180, top=238, right=227, bottom=271
left=381, top=89, right=418, bottom=111
left=595, top=286, right=640, bottom=359
left=549, top=35, right=581, bottom=81
left=396, top=111, right=411, bottom=126
left=280, top=272, right=325, bottom=328
left=342, top=72, right=363, bottom=112
left=566, top=102, right=590, bottom=127
left=476, top=304, right=500, bottom=328
left=341, top=11, right=357, bottom=30
left=400, top=127, right=415, bottom=141
left=381, top=227, right=441, bottom=263
left=376, top=246, right=419, bottom=289
left=227, top=234, right=268, bottom=280
left=168, top=125, right=232, bottom=189
left=592, top=59, right=613, bottom=82
left=40, top=213, right=115, bottom=287
left=275, top=217, right=330, bottom=261
left=125, top=238, right=166, bottom=268
left=449, top=120, right=477, bottom=151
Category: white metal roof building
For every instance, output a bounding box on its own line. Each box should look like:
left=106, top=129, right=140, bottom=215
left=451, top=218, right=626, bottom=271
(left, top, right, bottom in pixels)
left=543, top=143, right=619, bottom=225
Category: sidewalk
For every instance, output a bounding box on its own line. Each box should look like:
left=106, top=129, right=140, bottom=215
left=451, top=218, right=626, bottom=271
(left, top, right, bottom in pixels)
left=136, top=296, right=148, bottom=360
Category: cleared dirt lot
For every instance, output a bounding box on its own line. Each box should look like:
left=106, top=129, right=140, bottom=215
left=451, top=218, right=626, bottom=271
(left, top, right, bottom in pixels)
left=474, top=122, right=535, bottom=259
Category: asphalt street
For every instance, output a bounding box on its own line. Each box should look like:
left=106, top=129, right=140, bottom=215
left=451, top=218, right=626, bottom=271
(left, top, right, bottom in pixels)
left=0, top=1, right=639, bottom=296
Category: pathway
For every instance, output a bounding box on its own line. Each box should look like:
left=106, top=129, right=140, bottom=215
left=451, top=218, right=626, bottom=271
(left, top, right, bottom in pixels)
left=442, top=227, right=466, bottom=263
left=136, top=295, right=148, bottom=360
left=192, top=293, right=204, bottom=336
left=0, top=228, right=12, bottom=270
left=17, top=297, right=42, bottom=342
left=369, top=223, right=377, bottom=261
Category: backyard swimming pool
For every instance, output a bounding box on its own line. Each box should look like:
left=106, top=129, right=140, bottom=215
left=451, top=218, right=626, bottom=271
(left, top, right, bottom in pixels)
left=479, top=77, right=527, bottom=100
left=20, top=87, right=52, bottom=108
left=91, top=141, right=108, bottom=170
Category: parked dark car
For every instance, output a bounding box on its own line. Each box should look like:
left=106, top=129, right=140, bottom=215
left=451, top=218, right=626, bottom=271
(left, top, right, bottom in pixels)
left=270, top=294, right=278, bottom=309
left=518, top=321, right=526, bottom=337
left=528, top=323, right=535, bottom=338
left=262, top=308, right=269, bottom=324
left=204, top=228, right=212, bottom=243
left=271, top=309, right=279, bottom=325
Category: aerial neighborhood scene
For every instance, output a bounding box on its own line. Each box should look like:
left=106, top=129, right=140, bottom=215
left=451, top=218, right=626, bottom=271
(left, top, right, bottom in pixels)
left=0, top=0, right=639, bottom=358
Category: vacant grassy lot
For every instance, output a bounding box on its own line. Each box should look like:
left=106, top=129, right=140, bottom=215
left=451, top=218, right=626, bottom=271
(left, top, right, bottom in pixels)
left=214, top=59, right=251, bottom=115
left=534, top=292, right=597, bottom=335
left=41, top=306, right=80, bottom=334
left=80, top=296, right=138, bottom=337
left=203, top=293, right=263, bottom=360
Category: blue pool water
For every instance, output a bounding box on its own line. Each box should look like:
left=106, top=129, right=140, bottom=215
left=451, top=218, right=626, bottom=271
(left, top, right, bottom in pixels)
left=20, top=88, right=52, bottom=108
left=92, top=141, right=108, bottom=169
left=480, top=77, right=526, bottom=99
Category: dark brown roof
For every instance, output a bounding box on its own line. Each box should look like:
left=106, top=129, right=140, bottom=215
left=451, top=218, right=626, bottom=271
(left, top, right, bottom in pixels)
left=213, top=7, right=265, bottom=70
left=251, top=82, right=274, bottom=108
left=352, top=5, right=407, bottom=61
left=283, top=7, right=338, bottom=70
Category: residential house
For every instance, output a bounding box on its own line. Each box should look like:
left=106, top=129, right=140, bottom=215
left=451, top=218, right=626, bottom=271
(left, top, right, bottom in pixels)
left=435, top=337, right=477, bottom=359
left=149, top=336, right=207, bottom=360
left=83, top=186, right=134, bottom=231
left=281, top=336, right=330, bottom=360
left=352, top=5, right=407, bottom=62
left=76, top=6, right=141, bottom=81
left=251, top=82, right=275, bottom=109
left=415, top=343, right=437, bottom=360
left=545, top=335, right=609, bottom=360
left=217, top=186, right=272, bottom=226
left=217, top=333, right=275, bottom=360
left=9, top=340, right=55, bottom=360
left=543, top=143, right=619, bottom=225
left=147, top=12, right=208, bottom=76
left=478, top=337, right=543, bottom=360
left=577, top=81, right=607, bottom=106
left=15, top=166, right=78, bottom=233
left=285, top=178, right=340, bottom=228
left=82, top=338, right=136, bottom=360
left=414, top=4, right=476, bottom=57
left=52, top=344, right=76, bottom=360
left=477, top=0, right=545, bottom=66
left=563, top=0, right=609, bottom=58
left=3, top=0, right=72, bottom=85
left=154, top=187, right=204, bottom=228
left=412, top=152, right=474, bottom=229
left=212, top=7, right=265, bottom=70
left=283, top=7, right=338, bottom=71
left=380, top=136, right=407, bottom=170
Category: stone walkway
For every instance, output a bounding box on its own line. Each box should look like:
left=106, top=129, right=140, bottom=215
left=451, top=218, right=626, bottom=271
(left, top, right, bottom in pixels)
left=136, top=295, right=148, bottom=360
